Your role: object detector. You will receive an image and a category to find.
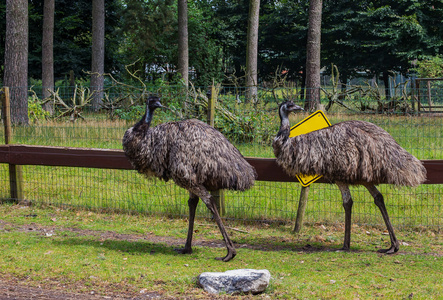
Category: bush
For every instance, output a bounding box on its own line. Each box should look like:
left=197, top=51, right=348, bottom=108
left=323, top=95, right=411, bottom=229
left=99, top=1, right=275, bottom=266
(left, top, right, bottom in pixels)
left=114, top=105, right=145, bottom=121
left=413, top=56, right=443, bottom=78
left=28, top=97, right=50, bottom=123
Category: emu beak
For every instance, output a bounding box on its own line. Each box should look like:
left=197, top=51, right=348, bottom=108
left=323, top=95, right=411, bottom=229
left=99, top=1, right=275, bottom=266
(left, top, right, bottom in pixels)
left=288, top=104, right=304, bottom=113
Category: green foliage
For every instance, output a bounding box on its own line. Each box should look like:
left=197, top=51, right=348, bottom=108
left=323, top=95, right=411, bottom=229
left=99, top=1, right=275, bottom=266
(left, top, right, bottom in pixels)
left=117, top=0, right=175, bottom=83
left=27, top=95, right=50, bottom=123
left=6, top=0, right=443, bottom=87
left=260, top=1, right=309, bottom=81
left=215, top=108, right=255, bottom=143
left=323, top=0, right=443, bottom=82
left=4, top=0, right=443, bottom=104
left=27, top=0, right=122, bottom=80
left=413, top=56, right=443, bottom=78
left=114, top=105, right=145, bottom=121
left=214, top=101, right=278, bottom=144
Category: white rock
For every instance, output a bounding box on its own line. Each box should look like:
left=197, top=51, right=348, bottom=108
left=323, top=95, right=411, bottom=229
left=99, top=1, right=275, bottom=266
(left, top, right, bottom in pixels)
left=198, top=269, right=271, bottom=295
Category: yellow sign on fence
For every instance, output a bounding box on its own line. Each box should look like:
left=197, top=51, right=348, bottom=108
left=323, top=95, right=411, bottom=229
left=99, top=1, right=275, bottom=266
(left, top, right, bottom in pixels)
left=289, top=110, right=331, bottom=187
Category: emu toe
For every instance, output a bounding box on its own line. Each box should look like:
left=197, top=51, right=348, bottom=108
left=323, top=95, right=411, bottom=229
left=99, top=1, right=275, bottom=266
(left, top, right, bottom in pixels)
left=215, top=250, right=236, bottom=262
left=377, top=245, right=399, bottom=254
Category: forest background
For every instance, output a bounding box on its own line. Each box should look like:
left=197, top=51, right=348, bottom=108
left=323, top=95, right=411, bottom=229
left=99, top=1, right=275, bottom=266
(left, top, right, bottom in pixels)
left=1, top=0, right=443, bottom=99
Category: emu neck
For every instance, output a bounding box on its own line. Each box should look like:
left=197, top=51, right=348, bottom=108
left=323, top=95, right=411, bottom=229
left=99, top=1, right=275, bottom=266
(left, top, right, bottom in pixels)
left=135, top=107, right=155, bottom=130
left=277, top=112, right=291, bottom=140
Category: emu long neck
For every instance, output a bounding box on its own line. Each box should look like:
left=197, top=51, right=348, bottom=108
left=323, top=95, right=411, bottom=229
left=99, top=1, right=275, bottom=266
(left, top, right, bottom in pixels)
left=140, top=106, right=155, bottom=128
left=277, top=110, right=291, bottom=141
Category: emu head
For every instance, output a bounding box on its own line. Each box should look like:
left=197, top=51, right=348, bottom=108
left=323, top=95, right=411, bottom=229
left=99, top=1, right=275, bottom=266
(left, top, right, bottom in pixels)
left=278, top=101, right=304, bottom=120
left=142, top=96, right=163, bottom=125
left=146, top=96, right=163, bottom=111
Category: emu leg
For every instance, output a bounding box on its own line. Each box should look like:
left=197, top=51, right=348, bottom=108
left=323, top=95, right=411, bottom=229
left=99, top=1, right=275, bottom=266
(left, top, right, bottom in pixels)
left=191, top=185, right=236, bottom=262
left=175, top=193, right=199, bottom=255
left=207, top=200, right=236, bottom=262
left=337, top=182, right=353, bottom=251
left=365, top=184, right=399, bottom=254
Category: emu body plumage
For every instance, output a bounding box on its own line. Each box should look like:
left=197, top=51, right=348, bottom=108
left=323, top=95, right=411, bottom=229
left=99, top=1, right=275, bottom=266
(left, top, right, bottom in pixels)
left=273, top=101, right=426, bottom=253
left=274, top=119, right=425, bottom=187
left=123, top=96, right=256, bottom=261
left=124, top=118, right=255, bottom=191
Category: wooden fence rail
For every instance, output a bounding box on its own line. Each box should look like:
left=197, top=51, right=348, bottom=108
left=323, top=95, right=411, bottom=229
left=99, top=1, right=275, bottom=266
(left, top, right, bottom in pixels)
left=1, top=144, right=443, bottom=184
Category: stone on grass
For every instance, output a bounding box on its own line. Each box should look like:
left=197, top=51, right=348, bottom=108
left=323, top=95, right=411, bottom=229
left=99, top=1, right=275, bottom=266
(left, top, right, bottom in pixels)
left=198, top=269, right=271, bottom=295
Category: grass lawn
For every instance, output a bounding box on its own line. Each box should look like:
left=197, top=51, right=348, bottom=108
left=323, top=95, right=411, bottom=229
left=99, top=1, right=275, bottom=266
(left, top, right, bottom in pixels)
left=0, top=203, right=441, bottom=299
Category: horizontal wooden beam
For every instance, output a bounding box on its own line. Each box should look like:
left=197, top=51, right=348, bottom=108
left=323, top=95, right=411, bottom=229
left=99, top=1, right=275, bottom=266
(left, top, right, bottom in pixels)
left=0, top=145, right=131, bottom=170
left=0, top=144, right=442, bottom=184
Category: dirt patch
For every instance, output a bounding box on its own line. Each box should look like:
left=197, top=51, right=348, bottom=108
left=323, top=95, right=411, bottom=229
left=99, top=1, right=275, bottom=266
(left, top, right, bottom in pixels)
left=1, top=220, right=441, bottom=256
left=0, top=280, right=164, bottom=299
left=0, top=219, right=329, bottom=254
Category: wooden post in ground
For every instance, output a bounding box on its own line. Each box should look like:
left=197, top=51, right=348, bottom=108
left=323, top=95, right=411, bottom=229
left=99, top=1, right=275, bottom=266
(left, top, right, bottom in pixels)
left=427, top=80, right=432, bottom=112
left=207, top=85, right=225, bottom=216
left=1, top=87, right=24, bottom=201
left=293, top=186, right=310, bottom=233
left=411, top=80, right=417, bottom=113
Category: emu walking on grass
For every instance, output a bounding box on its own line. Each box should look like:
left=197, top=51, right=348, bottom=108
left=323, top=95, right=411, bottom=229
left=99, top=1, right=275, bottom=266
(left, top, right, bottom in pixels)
left=123, top=96, right=257, bottom=262
left=273, top=101, right=426, bottom=253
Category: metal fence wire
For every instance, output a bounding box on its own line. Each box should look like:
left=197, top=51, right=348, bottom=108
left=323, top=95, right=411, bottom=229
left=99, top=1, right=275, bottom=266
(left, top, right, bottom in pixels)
left=1, top=84, right=442, bottom=229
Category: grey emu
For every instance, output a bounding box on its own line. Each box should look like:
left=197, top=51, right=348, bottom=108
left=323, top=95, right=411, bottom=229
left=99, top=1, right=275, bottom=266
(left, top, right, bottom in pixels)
left=273, top=101, right=426, bottom=253
left=122, top=96, right=257, bottom=262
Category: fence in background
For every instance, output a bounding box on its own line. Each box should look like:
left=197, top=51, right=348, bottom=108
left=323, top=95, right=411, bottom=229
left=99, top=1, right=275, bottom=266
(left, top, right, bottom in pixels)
left=414, top=78, right=443, bottom=113
left=1, top=85, right=443, bottom=229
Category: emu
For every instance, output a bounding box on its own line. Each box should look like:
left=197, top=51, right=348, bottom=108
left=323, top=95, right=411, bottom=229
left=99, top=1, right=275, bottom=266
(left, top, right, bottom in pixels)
left=122, top=96, right=257, bottom=262
left=273, top=101, right=426, bottom=253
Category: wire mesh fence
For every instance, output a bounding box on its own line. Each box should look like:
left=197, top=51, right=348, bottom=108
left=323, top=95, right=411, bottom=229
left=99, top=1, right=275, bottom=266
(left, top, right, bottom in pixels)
left=1, top=83, right=442, bottom=229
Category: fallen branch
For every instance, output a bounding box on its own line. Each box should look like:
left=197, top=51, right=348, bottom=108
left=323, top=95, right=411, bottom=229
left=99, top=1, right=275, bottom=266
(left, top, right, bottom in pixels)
left=197, top=223, right=249, bottom=234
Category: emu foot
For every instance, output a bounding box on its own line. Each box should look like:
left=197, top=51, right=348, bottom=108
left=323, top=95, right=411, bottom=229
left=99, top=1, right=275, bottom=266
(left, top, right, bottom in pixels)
left=377, top=245, right=399, bottom=254
left=215, top=251, right=236, bottom=262
left=174, top=247, right=192, bottom=255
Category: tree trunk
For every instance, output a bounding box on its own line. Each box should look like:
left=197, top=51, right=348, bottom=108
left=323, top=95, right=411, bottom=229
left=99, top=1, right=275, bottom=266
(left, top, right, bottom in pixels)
left=42, top=0, right=55, bottom=114
left=4, top=0, right=29, bottom=125
left=300, top=67, right=306, bottom=101
left=91, top=0, right=105, bottom=111
left=304, top=0, right=323, bottom=111
left=245, top=0, right=260, bottom=103
left=341, top=72, right=348, bottom=92
left=177, top=0, right=189, bottom=87
left=383, top=70, right=391, bottom=101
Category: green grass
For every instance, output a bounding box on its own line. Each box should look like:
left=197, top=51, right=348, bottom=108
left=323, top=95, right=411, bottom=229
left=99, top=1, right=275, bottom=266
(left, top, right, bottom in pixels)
left=0, top=204, right=442, bottom=299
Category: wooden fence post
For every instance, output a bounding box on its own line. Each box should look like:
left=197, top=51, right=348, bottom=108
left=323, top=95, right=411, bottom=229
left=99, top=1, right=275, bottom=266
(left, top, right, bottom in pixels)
left=207, top=85, right=226, bottom=216
left=427, top=80, right=432, bottom=112
left=1, top=87, right=24, bottom=201
left=293, top=186, right=310, bottom=233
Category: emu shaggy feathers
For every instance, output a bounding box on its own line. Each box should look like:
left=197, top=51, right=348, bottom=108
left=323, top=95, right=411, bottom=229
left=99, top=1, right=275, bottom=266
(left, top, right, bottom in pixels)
left=123, top=118, right=256, bottom=191
left=122, top=96, right=256, bottom=262
left=273, top=120, right=426, bottom=186
left=273, top=100, right=426, bottom=254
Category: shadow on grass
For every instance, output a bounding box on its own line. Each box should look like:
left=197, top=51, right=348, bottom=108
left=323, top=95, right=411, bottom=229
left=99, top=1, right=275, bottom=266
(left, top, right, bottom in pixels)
left=52, top=234, right=347, bottom=257
left=52, top=237, right=185, bottom=257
